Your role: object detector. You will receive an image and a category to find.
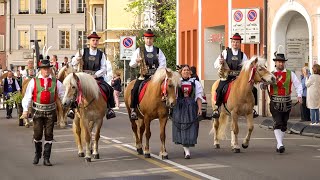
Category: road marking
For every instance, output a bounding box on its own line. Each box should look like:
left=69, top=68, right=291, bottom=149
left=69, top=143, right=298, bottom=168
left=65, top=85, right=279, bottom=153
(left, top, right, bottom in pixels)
left=301, top=145, right=320, bottom=148
left=114, top=111, right=129, bottom=115
left=54, top=134, right=74, bottom=137
left=100, top=135, right=220, bottom=180
left=52, top=145, right=114, bottom=152
left=93, top=158, right=138, bottom=163
left=100, top=163, right=228, bottom=178
left=54, top=140, right=74, bottom=144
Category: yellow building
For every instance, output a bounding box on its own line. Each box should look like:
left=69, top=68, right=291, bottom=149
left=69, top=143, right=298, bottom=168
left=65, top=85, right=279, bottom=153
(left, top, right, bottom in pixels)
left=86, top=0, right=140, bottom=62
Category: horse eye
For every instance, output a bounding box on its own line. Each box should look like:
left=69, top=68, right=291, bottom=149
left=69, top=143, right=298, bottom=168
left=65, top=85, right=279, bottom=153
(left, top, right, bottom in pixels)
left=72, top=86, right=76, bottom=89
left=168, top=84, right=173, bottom=88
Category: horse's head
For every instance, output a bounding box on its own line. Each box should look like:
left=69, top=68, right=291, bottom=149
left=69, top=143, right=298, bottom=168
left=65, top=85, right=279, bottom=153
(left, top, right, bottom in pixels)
left=244, top=56, right=276, bottom=84
left=62, top=72, right=79, bottom=108
left=156, top=68, right=181, bottom=108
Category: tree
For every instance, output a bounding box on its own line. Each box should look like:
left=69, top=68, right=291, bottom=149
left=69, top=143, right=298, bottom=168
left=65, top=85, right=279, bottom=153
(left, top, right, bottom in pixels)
left=125, top=0, right=176, bottom=70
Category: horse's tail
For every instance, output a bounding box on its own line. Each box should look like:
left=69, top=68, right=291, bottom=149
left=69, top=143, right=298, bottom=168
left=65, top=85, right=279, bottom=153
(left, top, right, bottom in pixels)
left=217, top=114, right=229, bottom=140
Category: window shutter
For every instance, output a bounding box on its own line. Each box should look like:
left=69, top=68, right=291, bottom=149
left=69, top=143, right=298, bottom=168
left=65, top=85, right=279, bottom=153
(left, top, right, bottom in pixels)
left=0, top=35, right=4, bottom=51
left=0, top=3, right=4, bottom=16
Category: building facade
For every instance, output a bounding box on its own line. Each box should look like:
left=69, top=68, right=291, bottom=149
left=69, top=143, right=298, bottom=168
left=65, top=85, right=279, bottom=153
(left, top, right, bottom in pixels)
left=0, top=0, right=6, bottom=68
left=6, top=0, right=85, bottom=68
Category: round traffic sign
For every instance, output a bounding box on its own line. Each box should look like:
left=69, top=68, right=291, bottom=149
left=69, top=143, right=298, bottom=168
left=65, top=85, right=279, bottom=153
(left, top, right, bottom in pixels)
left=233, top=10, right=243, bottom=22
left=122, top=37, right=134, bottom=48
left=247, top=10, right=257, bottom=21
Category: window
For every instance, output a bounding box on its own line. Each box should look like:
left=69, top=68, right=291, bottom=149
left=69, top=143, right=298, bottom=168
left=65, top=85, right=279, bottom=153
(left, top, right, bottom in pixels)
left=94, top=7, right=103, bottom=31
left=77, top=0, right=85, bottom=13
left=19, top=0, right=29, bottom=14
left=77, top=31, right=87, bottom=48
left=35, top=30, right=46, bottom=49
left=60, top=0, right=70, bottom=13
left=18, top=30, right=30, bottom=50
left=0, top=3, right=4, bottom=16
left=0, top=35, right=4, bottom=51
left=59, top=30, right=70, bottom=49
left=35, top=0, right=46, bottom=14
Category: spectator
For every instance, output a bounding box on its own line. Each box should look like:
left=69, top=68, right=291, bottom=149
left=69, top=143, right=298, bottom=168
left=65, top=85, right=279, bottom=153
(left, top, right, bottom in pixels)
left=190, top=66, right=200, bottom=81
left=306, top=64, right=320, bottom=125
left=300, top=66, right=311, bottom=122
left=16, top=70, right=23, bottom=88
left=51, top=55, right=59, bottom=71
left=61, top=57, right=69, bottom=67
left=111, top=71, right=122, bottom=110
left=2, top=70, right=21, bottom=119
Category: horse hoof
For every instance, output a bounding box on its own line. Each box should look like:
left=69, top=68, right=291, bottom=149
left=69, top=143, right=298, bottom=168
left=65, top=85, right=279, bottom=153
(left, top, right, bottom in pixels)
left=242, top=144, right=249, bottom=149
left=84, top=157, right=91, bottom=162
left=93, top=154, right=100, bottom=159
left=78, top=152, right=85, bottom=157
left=233, top=148, right=241, bottom=153
left=161, top=155, right=168, bottom=160
left=214, top=144, right=220, bottom=149
left=144, top=154, right=151, bottom=158
left=137, top=148, right=144, bottom=155
left=25, top=124, right=30, bottom=128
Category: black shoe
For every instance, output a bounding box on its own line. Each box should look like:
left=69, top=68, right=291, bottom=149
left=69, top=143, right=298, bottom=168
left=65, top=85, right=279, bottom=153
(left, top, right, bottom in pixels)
left=276, top=146, right=285, bottom=153
left=130, top=111, right=138, bottom=120
left=43, top=143, right=52, bottom=166
left=106, top=109, right=116, bottom=119
left=6, top=115, right=10, bottom=119
left=253, top=109, right=259, bottom=118
left=43, top=158, right=52, bottom=166
left=212, top=109, right=220, bottom=119
left=67, top=110, right=75, bottom=119
left=33, top=142, right=42, bottom=165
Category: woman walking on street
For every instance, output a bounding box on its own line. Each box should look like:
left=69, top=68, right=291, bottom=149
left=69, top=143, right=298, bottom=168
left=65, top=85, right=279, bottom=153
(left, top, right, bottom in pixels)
left=300, top=66, right=311, bottom=122
left=172, top=65, right=203, bottom=159
left=111, top=72, right=122, bottom=109
left=306, top=64, right=320, bottom=125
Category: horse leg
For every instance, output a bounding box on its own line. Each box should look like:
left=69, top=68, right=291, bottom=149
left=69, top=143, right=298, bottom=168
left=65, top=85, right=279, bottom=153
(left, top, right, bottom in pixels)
left=230, top=113, right=240, bottom=153
left=131, top=119, right=143, bottom=155
left=159, top=117, right=168, bottom=159
left=213, top=118, right=220, bottom=149
left=93, top=119, right=102, bottom=159
left=88, top=120, right=95, bottom=155
left=82, top=119, right=92, bottom=162
left=144, top=118, right=151, bottom=158
left=242, top=113, right=254, bottom=149
left=72, top=116, right=84, bottom=157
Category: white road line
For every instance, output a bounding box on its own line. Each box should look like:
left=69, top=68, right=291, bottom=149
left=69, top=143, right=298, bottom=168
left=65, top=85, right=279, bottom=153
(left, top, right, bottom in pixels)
left=93, top=158, right=139, bottom=164
left=52, top=145, right=114, bottom=152
left=301, top=145, right=320, bottom=148
left=100, top=135, right=220, bottom=180
left=112, top=139, right=122, bottom=144
left=54, top=134, right=74, bottom=137
left=54, top=140, right=74, bottom=144
left=114, top=111, right=129, bottom=115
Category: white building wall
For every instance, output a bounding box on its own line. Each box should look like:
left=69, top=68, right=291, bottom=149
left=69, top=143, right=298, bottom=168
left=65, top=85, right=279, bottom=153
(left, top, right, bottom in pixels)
left=6, top=0, right=85, bottom=67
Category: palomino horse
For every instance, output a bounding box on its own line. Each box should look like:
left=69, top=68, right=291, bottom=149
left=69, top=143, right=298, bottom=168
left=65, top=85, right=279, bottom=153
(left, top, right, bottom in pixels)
left=124, top=68, right=181, bottom=159
left=57, top=64, right=75, bottom=82
left=210, top=56, right=276, bottom=153
left=62, top=72, right=106, bottom=162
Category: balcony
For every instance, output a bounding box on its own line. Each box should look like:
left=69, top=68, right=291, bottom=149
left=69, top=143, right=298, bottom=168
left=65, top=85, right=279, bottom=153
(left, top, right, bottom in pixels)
left=59, top=8, right=70, bottom=13
left=18, top=10, right=29, bottom=14
left=77, top=8, right=84, bottom=13
left=35, top=9, right=46, bottom=14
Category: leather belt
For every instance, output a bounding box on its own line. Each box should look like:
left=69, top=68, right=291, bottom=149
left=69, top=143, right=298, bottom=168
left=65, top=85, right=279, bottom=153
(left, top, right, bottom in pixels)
left=33, top=102, right=56, bottom=112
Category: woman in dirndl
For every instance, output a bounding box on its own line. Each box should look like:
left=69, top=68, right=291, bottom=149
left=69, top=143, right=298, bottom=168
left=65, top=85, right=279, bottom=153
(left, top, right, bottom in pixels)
left=172, top=65, right=204, bottom=159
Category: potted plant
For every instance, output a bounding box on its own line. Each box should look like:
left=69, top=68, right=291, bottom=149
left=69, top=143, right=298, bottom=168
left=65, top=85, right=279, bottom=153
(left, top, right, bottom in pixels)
left=4, top=92, right=23, bottom=126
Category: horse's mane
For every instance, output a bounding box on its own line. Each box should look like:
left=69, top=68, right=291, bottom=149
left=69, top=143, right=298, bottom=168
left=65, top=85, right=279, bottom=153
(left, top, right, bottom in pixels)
left=242, top=56, right=266, bottom=72
left=64, top=72, right=99, bottom=100
left=57, top=66, right=67, bottom=80
left=152, top=68, right=181, bottom=87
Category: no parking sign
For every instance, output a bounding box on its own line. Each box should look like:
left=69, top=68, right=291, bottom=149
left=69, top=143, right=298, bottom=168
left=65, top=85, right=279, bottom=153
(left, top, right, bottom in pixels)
left=120, top=36, right=136, bottom=60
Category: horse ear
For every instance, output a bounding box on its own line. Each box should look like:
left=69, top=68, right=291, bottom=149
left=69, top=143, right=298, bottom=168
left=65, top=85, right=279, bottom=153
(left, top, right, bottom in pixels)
left=73, top=72, right=79, bottom=82
left=252, top=57, right=258, bottom=66
left=66, top=63, right=69, bottom=68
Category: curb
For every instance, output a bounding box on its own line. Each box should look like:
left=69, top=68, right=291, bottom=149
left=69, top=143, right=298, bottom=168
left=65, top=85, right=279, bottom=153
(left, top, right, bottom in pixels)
left=260, top=119, right=320, bottom=138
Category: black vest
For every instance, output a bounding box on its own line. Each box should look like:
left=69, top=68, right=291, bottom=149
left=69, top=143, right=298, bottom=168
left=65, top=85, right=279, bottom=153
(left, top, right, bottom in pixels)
left=82, top=48, right=103, bottom=71
left=226, top=48, right=243, bottom=71
left=4, top=78, right=17, bottom=93
left=143, top=46, right=159, bottom=69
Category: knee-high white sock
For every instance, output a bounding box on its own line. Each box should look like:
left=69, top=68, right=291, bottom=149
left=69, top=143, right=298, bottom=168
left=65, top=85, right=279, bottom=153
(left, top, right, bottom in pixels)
left=274, top=129, right=283, bottom=149
left=183, top=146, right=190, bottom=156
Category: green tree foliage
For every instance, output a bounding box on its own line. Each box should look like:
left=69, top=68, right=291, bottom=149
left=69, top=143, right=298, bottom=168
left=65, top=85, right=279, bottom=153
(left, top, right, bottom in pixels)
left=125, top=0, right=176, bottom=70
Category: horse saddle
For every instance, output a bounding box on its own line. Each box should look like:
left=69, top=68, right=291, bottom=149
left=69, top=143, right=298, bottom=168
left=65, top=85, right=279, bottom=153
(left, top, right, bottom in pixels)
left=215, top=80, right=235, bottom=104
left=97, top=81, right=109, bottom=102
left=138, top=78, right=151, bottom=103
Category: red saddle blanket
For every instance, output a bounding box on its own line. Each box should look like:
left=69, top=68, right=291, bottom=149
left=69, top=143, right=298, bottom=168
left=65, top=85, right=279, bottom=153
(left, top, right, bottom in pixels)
left=138, top=81, right=150, bottom=103
left=97, top=83, right=108, bottom=102
left=214, top=81, right=234, bottom=103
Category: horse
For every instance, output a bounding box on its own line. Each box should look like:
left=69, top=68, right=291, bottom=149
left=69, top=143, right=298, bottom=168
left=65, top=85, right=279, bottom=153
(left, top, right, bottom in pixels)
left=210, top=56, right=276, bottom=153
left=124, top=68, right=181, bottom=159
left=62, top=72, right=107, bottom=162
left=57, top=64, right=75, bottom=82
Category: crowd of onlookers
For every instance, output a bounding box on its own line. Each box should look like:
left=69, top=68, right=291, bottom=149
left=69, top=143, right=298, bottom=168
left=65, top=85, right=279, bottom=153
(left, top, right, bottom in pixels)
left=300, top=64, right=320, bottom=125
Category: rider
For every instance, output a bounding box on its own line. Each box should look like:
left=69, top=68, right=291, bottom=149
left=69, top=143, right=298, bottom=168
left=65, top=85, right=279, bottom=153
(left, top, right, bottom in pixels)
left=71, top=31, right=116, bottom=119
left=21, top=58, right=65, bottom=166
left=129, top=29, right=167, bottom=120
left=212, top=33, right=258, bottom=118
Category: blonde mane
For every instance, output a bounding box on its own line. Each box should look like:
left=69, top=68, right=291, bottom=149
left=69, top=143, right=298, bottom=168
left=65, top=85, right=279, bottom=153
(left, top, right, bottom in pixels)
left=242, top=56, right=266, bottom=71
left=63, top=72, right=100, bottom=100
left=151, top=68, right=181, bottom=87
left=57, top=66, right=68, bottom=80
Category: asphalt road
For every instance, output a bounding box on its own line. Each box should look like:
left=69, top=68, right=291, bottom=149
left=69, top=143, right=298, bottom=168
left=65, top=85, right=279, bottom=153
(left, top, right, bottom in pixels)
left=0, top=103, right=320, bottom=180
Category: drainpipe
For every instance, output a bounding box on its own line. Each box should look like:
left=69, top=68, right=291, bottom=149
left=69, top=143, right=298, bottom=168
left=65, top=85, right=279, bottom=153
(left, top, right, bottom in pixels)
left=228, top=0, right=232, bottom=46
left=262, top=0, right=268, bottom=117
left=176, top=0, right=179, bottom=65
left=9, top=0, right=11, bottom=54
left=198, top=0, right=202, bottom=80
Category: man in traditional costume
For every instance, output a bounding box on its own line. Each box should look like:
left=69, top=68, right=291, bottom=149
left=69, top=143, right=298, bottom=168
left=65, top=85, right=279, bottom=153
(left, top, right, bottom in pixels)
left=2, top=70, right=21, bottom=119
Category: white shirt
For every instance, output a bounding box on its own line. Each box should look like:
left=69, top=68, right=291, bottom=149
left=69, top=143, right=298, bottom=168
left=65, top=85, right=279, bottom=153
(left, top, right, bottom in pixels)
left=2, top=77, right=21, bottom=91
left=129, top=45, right=166, bottom=68
left=214, top=48, right=248, bottom=69
left=21, top=74, right=65, bottom=112
left=273, top=69, right=303, bottom=97
left=71, top=48, right=107, bottom=78
left=181, top=78, right=204, bottom=102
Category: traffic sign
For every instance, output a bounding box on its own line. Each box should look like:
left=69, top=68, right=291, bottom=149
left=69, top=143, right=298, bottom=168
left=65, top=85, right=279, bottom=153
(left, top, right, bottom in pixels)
left=120, top=36, right=136, bottom=61
left=247, top=10, right=257, bottom=21
left=233, top=10, right=243, bottom=22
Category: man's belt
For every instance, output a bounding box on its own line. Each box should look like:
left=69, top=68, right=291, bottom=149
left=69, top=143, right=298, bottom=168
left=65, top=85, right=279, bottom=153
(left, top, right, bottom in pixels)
left=83, top=70, right=96, bottom=75
left=229, top=70, right=240, bottom=76
left=271, top=95, right=292, bottom=112
left=33, top=102, right=56, bottom=112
